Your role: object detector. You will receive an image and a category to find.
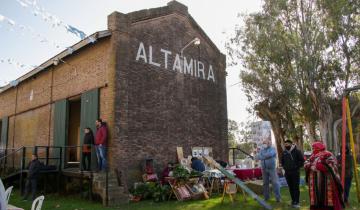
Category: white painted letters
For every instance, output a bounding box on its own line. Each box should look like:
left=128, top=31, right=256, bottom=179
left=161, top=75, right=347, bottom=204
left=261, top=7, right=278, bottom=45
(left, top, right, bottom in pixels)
left=194, top=60, right=197, bottom=77
left=207, top=65, right=215, bottom=82
left=135, top=41, right=217, bottom=83
left=183, top=57, right=193, bottom=76
left=149, top=46, right=160, bottom=67
left=160, top=49, right=171, bottom=69
left=173, top=54, right=182, bottom=72
left=136, top=42, right=147, bottom=63
left=197, top=61, right=205, bottom=79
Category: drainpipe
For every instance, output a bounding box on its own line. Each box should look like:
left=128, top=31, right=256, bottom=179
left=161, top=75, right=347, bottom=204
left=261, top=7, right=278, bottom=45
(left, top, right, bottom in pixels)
left=47, top=67, right=54, bottom=146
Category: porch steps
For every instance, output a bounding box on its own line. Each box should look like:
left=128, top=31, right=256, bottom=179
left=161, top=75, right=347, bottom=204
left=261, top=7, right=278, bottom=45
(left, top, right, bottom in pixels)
left=92, top=171, right=129, bottom=206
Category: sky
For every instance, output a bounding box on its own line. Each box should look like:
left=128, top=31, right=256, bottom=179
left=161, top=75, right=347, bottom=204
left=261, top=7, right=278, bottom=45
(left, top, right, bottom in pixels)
left=0, top=0, right=263, bottom=124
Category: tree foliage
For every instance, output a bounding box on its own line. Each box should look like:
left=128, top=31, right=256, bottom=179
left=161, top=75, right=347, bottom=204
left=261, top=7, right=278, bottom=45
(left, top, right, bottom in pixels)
left=227, top=0, right=360, bottom=152
left=228, top=119, right=240, bottom=148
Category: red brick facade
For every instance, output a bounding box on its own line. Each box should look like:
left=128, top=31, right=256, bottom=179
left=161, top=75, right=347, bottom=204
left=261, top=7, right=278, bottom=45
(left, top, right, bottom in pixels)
left=0, top=39, right=113, bottom=151
left=0, top=1, right=228, bottom=190
left=109, top=1, right=228, bottom=187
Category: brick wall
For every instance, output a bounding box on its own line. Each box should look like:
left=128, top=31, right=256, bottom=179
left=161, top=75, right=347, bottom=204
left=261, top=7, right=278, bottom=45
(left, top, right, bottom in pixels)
left=110, top=1, right=228, bottom=188
left=0, top=88, right=16, bottom=118
left=0, top=38, right=114, bottom=159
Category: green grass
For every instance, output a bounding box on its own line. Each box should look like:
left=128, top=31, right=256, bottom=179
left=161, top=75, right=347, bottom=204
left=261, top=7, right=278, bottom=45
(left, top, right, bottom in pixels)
left=8, top=181, right=360, bottom=210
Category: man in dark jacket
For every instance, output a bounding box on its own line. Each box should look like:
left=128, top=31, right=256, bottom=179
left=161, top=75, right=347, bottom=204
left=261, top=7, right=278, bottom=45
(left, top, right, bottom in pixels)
left=22, top=154, right=42, bottom=201
left=95, top=118, right=108, bottom=171
left=281, top=139, right=304, bottom=208
left=191, top=157, right=205, bottom=172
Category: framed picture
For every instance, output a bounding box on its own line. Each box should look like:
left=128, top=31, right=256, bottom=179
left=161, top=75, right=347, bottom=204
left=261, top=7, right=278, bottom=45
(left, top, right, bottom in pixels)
left=192, top=147, right=213, bottom=157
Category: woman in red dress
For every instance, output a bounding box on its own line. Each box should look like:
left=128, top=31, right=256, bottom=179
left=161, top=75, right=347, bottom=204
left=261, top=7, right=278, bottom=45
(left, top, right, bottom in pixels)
left=304, top=142, right=345, bottom=210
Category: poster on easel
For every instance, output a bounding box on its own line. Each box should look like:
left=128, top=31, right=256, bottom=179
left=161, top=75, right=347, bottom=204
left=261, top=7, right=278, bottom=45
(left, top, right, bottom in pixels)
left=192, top=147, right=213, bottom=157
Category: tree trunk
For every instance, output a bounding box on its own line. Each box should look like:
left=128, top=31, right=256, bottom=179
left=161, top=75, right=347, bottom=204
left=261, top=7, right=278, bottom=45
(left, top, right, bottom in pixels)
left=319, top=103, right=334, bottom=151
left=294, top=126, right=304, bottom=152
left=255, top=101, right=285, bottom=163
left=333, top=118, right=342, bottom=154
left=305, top=121, right=316, bottom=142
left=269, top=118, right=285, bottom=163
left=332, top=102, right=360, bottom=154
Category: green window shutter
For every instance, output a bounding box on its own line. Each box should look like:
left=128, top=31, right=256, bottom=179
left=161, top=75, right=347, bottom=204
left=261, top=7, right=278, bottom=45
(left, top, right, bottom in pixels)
left=54, top=99, right=69, bottom=164
left=80, top=88, right=99, bottom=170
left=1, top=116, right=9, bottom=150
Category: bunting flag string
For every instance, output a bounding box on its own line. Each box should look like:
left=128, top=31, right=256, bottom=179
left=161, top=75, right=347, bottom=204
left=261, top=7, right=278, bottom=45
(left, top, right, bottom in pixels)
left=0, top=58, right=34, bottom=86
left=15, top=0, right=87, bottom=39
left=0, top=57, right=34, bottom=70
left=0, top=14, right=63, bottom=48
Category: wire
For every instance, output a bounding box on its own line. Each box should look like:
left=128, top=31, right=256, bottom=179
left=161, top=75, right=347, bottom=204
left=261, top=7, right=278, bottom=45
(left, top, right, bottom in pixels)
left=228, top=81, right=241, bottom=87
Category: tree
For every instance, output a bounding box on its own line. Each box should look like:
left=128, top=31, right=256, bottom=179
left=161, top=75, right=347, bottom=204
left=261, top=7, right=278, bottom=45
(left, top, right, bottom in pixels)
left=236, top=142, right=257, bottom=159
left=318, top=0, right=360, bottom=90
left=227, top=0, right=360, bottom=151
left=238, top=121, right=254, bottom=142
left=317, top=0, right=360, bottom=152
left=228, top=119, right=240, bottom=148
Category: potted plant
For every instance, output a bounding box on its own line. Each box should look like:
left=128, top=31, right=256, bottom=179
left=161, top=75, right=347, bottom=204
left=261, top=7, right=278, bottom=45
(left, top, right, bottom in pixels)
left=173, top=165, right=190, bottom=183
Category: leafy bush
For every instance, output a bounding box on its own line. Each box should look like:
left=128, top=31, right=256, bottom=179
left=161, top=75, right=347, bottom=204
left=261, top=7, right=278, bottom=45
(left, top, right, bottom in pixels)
left=130, top=183, right=150, bottom=198
left=173, top=165, right=190, bottom=181
left=130, top=182, right=170, bottom=202
left=190, top=170, right=203, bottom=177
left=152, top=184, right=171, bottom=202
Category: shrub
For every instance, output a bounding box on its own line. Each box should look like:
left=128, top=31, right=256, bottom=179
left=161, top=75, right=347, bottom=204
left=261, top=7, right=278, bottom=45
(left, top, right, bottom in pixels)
left=173, top=165, right=190, bottom=181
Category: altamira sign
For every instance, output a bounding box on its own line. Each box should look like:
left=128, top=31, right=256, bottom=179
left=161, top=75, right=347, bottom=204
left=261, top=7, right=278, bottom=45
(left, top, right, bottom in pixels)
left=135, top=42, right=216, bottom=83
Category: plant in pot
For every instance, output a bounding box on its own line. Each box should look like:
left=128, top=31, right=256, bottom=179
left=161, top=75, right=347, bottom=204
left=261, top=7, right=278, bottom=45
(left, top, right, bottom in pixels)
left=130, top=183, right=148, bottom=202
left=173, top=165, right=190, bottom=183
left=152, top=184, right=171, bottom=202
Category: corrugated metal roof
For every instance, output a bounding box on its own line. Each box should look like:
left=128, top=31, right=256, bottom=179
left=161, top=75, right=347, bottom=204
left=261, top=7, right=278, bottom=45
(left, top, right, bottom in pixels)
left=0, top=30, right=111, bottom=94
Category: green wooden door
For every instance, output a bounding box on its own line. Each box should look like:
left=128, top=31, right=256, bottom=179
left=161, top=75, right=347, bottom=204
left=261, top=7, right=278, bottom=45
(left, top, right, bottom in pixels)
left=0, top=116, right=9, bottom=151
left=54, top=99, right=69, bottom=168
left=80, top=88, right=99, bottom=170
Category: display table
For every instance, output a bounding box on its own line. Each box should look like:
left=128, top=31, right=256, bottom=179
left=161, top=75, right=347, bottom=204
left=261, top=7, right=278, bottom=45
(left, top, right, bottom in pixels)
left=231, top=168, right=262, bottom=180
left=7, top=204, right=24, bottom=210
left=165, top=176, right=207, bottom=201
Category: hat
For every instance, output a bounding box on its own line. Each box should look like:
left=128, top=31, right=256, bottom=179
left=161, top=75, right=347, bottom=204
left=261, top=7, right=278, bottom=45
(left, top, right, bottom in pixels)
left=284, top=139, right=293, bottom=144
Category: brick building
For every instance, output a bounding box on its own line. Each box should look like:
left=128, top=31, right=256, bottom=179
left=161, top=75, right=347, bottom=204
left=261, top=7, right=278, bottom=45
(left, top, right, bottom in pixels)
left=0, top=1, right=228, bottom=189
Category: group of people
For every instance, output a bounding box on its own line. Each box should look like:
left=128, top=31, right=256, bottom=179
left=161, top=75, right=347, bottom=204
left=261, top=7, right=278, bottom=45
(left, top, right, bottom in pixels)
left=21, top=118, right=109, bottom=201
left=256, top=139, right=351, bottom=209
left=82, top=118, right=108, bottom=172
left=5, top=117, right=355, bottom=210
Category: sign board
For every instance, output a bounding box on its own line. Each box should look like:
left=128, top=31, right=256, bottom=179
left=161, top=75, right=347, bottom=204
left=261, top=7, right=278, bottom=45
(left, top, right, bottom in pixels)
left=249, top=121, right=272, bottom=147
left=191, top=147, right=213, bottom=157
left=135, top=42, right=216, bottom=83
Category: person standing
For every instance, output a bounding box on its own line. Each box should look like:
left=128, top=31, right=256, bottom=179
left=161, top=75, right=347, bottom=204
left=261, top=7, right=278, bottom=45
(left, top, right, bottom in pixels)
left=22, top=154, right=42, bottom=201
left=281, top=139, right=304, bottom=208
left=191, top=157, right=205, bottom=172
left=255, top=139, right=281, bottom=202
left=304, top=142, right=345, bottom=210
left=82, top=127, right=94, bottom=171
left=95, top=119, right=108, bottom=171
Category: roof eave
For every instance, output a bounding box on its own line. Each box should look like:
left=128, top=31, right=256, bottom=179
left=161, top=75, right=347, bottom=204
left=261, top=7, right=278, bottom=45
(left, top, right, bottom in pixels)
left=0, top=30, right=111, bottom=94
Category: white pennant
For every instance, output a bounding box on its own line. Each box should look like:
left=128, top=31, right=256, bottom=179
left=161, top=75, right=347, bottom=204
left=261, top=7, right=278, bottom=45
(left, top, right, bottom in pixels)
left=15, top=0, right=87, bottom=39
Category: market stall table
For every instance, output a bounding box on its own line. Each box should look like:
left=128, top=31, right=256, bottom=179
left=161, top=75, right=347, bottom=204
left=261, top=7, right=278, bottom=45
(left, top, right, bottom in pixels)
left=203, top=169, right=224, bottom=196
left=231, top=168, right=262, bottom=180
left=165, top=176, right=208, bottom=201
